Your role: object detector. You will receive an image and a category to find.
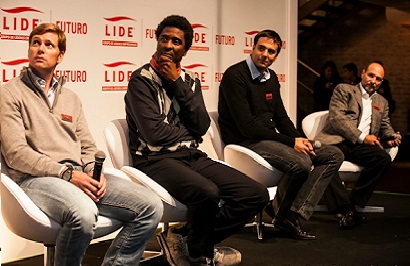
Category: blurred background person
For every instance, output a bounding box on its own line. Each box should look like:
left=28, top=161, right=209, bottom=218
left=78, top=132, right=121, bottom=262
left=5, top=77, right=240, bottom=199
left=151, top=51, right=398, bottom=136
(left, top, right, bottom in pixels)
left=377, top=79, right=396, bottom=119
left=374, top=61, right=396, bottom=119
left=342, top=62, right=361, bottom=85
left=313, top=60, right=343, bottom=111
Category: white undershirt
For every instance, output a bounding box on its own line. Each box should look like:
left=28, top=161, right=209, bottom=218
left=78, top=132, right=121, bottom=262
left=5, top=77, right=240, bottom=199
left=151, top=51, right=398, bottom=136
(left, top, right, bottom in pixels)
left=357, top=83, right=376, bottom=143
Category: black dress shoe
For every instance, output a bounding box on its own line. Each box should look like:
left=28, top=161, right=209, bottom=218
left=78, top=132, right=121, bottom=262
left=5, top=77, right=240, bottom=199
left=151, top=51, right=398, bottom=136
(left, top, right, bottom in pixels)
left=273, top=218, right=316, bottom=240
left=339, top=210, right=359, bottom=230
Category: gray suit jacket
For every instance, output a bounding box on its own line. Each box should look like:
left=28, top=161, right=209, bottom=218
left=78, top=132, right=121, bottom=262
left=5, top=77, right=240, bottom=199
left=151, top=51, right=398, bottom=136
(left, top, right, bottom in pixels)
left=315, top=83, right=395, bottom=145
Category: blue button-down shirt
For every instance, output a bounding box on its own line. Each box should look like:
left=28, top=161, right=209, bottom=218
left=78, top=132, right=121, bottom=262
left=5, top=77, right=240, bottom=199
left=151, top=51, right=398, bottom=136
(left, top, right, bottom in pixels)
left=246, top=55, right=271, bottom=82
left=33, top=73, right=59, bottom=105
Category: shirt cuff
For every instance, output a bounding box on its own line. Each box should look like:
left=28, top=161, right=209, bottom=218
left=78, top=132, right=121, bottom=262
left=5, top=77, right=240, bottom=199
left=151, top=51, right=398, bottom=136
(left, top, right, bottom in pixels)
left=58, top=165, right=67, bottom=178
left=357, top=132, right=366, bottom=144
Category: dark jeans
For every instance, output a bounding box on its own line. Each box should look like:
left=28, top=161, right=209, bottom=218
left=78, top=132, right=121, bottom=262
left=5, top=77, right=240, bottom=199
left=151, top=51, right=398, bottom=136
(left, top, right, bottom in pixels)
left=324, top=142, right=392, bottom=211
left=245, top=140, right=344, bottom=220
left=132, top=148, right=269, bottom=258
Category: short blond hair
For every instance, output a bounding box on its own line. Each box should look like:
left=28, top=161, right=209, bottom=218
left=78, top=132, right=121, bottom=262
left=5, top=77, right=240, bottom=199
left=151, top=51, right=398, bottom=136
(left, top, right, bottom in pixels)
left=29, top=23, right=66, bottom=52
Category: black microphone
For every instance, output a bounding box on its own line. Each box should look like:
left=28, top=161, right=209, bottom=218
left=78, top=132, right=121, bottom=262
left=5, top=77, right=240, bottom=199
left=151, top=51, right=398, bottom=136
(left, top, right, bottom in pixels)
left=310, top=140, right=322, bottom=149
left=380, top=134, right=402, bottom=142
left=93, top=150, right=106, bottom=181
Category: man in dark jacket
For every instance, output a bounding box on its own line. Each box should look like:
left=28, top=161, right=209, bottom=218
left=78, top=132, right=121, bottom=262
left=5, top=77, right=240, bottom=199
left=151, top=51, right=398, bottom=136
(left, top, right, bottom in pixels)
left=125, top=15, right=269, bottom=266
left=218, top=29, right=344, bottom=239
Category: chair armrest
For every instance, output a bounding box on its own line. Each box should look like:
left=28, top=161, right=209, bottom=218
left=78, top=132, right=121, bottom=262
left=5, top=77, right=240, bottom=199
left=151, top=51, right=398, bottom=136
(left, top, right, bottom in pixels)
left=121, top=166, right=184, bottom=209
left=104, top=167, right=132, bottom=181
left=224, top=144, right=283, bottom=187
left=386, top=146, right=399, bottom=161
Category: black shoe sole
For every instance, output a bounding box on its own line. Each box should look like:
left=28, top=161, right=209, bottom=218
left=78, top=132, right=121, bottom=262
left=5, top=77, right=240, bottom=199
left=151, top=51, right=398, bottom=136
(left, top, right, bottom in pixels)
left=156, top=232, right=178, bottom=266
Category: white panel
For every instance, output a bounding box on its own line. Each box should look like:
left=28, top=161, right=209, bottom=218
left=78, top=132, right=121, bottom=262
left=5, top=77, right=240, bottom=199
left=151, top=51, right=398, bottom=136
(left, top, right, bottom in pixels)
left=0, top=0, right=297, bottom=262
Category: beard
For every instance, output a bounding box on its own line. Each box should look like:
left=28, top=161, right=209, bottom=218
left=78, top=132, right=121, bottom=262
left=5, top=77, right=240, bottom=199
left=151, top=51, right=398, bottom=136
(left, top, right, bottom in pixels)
left=364, top=82, right=378, bottom=94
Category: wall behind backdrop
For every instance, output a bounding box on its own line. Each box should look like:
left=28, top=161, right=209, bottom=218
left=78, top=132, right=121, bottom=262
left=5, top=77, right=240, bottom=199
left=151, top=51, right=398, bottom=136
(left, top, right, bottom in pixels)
left=0, top=0, right=297, bottom=263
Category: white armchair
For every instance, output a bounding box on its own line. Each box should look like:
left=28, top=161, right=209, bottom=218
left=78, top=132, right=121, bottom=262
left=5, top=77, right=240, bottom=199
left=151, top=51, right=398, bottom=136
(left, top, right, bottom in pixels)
left=200, top=112, right=283, bottom=240
left=301, top=110, right=399, bottom=212
left=103, top=119, right=187, bottom=228
left=1, top=155, right=123, bottom=266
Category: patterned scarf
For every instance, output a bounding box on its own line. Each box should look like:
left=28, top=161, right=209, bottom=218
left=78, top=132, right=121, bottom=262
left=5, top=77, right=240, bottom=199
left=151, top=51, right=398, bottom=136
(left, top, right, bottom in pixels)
left=149, top=54, right=185, bottom=126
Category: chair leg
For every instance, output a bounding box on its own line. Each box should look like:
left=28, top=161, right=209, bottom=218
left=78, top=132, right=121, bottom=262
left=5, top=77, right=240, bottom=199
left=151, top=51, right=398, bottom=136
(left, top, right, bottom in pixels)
left=161, top=222, right=169, bottom=232
left=44, top=244, right=55, bottom=266
left=245, top=211, right=269, bottom=240
left=256, top=211, right=264, bottom=240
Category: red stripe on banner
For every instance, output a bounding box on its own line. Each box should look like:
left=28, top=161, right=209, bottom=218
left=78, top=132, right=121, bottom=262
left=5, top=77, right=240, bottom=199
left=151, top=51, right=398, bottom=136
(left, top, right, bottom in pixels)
left=103, top=61, right=135, bottom=68
left=183, top=64, right=206, bottom=69
left=191, top=23, right=207, bottom=29
left=104, top=16, right=136, bottom=22
left=245, top=30, right=260, bottom=35
left=1, top=6, right=43, bottom=14
left=2, top=59, right=29, bottom=65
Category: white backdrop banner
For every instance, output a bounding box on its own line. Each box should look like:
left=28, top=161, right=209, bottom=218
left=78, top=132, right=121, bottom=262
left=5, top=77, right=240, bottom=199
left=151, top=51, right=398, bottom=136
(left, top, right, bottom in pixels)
left=1, top=1, right=297, bottom=163
left=1, top=0, right=297, bottom=262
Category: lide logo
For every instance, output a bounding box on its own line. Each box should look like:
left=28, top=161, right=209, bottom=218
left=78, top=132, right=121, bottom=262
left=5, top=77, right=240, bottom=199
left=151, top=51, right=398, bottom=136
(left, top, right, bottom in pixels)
left=183, top=63, right=209, bottom=90
left=191, top=23, right=210, bottom=52
left=243, top=30, right=259, bottom=54
left=1, top=6, right=43, bottom=41
left=102, top=61, right=135, bottom=91
left=103, top=16, right=138, bottom=47
left=1, top=58, right=29, bottom=82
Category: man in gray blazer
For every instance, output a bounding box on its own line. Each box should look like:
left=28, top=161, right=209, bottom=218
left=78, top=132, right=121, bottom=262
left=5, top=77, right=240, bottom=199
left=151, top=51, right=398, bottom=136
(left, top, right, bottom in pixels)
left=315, top=61, right=401, bottom=229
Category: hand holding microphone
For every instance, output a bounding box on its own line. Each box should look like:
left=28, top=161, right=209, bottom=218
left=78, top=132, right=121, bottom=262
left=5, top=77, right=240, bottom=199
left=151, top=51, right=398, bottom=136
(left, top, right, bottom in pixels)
left=379, top=132, right=401, bottom=148
left=310, top=140, right=322, bottom=149
left=298, top=138, right=321, bottom=156
left=92, top=150, right=106, bottom=181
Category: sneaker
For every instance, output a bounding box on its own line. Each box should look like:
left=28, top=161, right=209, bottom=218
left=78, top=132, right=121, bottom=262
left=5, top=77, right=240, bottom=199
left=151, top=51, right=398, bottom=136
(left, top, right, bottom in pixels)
left=156, top=227, right=190, bottom=266
left=188, top=247, right=241, bottom=266
left=213, top=246, right=241, bottom=266
left=188, top=256, right=219, bottom=266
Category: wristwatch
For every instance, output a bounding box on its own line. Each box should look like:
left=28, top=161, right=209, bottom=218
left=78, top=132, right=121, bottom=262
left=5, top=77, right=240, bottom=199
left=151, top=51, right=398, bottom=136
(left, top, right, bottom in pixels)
left=62, top=165, right=74, bottom=182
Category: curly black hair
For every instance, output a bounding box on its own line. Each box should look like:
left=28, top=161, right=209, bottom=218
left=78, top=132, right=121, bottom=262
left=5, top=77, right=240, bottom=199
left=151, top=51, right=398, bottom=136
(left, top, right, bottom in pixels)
left=155, top=15, right=194, bottom=51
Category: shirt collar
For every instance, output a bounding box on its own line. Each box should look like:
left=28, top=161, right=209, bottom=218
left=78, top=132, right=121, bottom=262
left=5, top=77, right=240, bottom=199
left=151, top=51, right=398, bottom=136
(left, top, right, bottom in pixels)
left=33, top=72, right=59, bottom=92
left=246, top=55, right=270, bottom=82
left=359, top=82, right=377, bottom=100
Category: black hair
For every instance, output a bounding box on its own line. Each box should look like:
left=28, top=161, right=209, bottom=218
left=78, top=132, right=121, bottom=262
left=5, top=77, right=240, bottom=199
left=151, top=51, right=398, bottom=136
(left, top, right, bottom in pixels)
left=155, top=15, right=193, bottom=51
left=343, top=62, right=358, bottom=76
left=253, top=30, right=282, bottom=55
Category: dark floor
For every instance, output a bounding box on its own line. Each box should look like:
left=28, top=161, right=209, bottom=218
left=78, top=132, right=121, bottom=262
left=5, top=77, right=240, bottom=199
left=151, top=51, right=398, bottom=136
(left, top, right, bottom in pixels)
left=4, top=191, right=410, bottom=266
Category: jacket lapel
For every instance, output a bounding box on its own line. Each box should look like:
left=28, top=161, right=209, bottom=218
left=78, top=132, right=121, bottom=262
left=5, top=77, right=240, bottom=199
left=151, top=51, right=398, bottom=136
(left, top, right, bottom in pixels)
left=370, top=95, right=383, bottom=135
left=353, top=84, right=363, bottom=112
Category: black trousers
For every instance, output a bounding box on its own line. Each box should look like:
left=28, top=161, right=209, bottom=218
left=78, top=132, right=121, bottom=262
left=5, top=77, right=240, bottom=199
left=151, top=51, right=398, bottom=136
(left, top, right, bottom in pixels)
left=133, top=148, right=269, bottom=258
left=324, top=142, right=392, bottom=211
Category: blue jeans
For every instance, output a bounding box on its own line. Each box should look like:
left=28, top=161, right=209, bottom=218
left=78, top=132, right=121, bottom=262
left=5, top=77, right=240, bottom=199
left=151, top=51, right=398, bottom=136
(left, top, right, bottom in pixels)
left=18, top=168, right=163, bottom=266
left=245, top=140, right=344, bottom=220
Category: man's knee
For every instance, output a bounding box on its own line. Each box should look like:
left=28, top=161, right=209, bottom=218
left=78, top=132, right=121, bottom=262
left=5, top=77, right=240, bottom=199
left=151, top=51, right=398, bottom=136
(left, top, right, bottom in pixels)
left=254, top=181, right=270, bottom=205
left=380, top=150, right=392, bottom=167
left=325, top=145, right=345, bottom=162
left=189, top=182, right=220, bottom=206
left=290, top=161, right=311, bottom=177
left=72, top=201, right=99, bottom=234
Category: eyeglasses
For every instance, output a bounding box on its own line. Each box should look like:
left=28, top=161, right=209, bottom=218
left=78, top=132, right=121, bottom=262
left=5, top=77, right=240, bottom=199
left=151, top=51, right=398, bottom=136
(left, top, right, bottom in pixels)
left=366, top=72, right=383, bottom=83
